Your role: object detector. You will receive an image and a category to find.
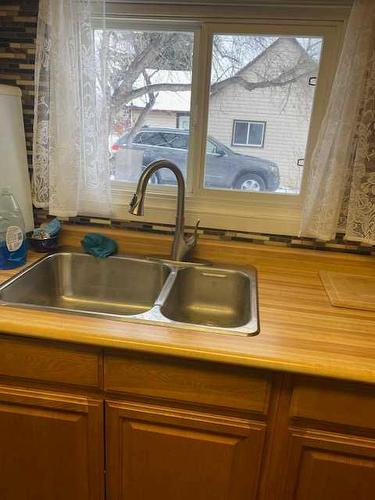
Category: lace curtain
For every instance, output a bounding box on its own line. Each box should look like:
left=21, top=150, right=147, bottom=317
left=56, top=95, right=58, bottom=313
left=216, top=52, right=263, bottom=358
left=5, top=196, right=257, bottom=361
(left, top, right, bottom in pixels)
left=300, top=0, right=375, bottom=244
left=32, top=0, right=112, bottom=217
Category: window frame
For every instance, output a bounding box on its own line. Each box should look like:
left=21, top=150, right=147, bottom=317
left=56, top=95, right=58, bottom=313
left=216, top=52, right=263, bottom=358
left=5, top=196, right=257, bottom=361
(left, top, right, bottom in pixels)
left=102, top=2, right=347, bottom=235
left=231, top=120, right=266, bottom=148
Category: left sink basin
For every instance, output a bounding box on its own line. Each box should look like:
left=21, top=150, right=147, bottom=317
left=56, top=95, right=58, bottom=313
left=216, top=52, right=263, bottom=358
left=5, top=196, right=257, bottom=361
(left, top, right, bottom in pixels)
left=0, top=252, right=171, bottom=316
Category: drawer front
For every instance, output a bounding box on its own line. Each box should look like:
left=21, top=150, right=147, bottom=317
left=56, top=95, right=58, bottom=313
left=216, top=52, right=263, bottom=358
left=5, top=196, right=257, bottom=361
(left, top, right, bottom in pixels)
left=0, top=336, right=102, bottom=388
left=290, top=377, right=375, bottom=430
left=104, top=351, right=271, bottom=414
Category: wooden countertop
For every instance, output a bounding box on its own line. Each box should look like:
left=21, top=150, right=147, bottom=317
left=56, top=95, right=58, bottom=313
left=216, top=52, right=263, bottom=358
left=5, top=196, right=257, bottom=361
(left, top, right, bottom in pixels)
left=0, top=225, right=374, bottom=384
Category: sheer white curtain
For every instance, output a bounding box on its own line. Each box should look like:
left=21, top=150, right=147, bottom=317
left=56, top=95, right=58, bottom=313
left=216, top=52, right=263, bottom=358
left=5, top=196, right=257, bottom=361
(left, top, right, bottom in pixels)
left=32, top=0, right=112, bottom=217
left=300, top=0, right=375, bottom=244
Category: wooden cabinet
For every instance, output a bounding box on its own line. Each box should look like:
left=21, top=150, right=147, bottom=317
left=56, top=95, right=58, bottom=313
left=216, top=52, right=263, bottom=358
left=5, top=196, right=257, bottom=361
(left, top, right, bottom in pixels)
left=283, top=429, right=375, bottom=500
left=269, top=376, right=375, bottom=500
left=0, top=384, right=104, bottom=500
left=106, top=399, right=266, bottom=500
left=0, top=336, right=375, bottom=500
left=105, top=352, right=270, bottom=499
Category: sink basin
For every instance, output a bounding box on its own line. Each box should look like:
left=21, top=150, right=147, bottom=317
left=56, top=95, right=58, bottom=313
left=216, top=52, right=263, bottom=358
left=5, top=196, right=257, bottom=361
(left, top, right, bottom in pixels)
left=0, top=253, right=170, bottom=316
left=0, top=252, right=259, bottom=335
left=161, top=267, right=253, bottom=329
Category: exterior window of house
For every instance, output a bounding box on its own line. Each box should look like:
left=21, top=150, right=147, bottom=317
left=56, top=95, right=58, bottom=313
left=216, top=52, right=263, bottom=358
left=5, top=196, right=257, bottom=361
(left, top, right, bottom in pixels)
left=177, top=114, right=190, bottom=129
left=232, top=120, right=266, bottom=147
left=104, top=2, right=347, bottom=234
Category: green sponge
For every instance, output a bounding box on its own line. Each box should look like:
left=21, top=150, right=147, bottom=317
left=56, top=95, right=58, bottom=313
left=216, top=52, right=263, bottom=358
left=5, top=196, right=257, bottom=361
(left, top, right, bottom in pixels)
left=81, top=233, right=118, bottom=258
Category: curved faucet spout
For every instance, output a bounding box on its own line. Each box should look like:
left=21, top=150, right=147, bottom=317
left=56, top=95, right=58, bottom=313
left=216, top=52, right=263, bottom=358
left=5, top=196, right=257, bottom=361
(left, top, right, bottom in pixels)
left=129, top=160, right=199, bottom=261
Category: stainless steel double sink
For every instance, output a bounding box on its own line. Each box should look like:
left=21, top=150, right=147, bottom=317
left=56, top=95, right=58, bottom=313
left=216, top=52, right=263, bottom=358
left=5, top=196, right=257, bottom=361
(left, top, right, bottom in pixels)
left=0, top=252, right=259, bottom=336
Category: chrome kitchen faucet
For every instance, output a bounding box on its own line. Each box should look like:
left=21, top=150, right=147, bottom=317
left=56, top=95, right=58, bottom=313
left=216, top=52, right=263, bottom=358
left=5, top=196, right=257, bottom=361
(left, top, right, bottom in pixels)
left=129, top=160, right=200, bottom=261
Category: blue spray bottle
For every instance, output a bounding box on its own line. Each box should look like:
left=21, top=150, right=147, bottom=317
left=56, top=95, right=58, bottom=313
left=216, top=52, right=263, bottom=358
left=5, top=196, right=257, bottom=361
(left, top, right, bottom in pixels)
left=0, top=187, right=28, bottom=269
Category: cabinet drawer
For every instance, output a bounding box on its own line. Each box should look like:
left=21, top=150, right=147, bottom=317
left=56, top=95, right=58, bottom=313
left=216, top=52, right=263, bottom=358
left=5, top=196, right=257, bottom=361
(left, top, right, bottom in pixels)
left=0, top=336, right=102, bottom=389
left=290, top=377, right=375, bottom=430
left=104, top=351, right=271, bottom=414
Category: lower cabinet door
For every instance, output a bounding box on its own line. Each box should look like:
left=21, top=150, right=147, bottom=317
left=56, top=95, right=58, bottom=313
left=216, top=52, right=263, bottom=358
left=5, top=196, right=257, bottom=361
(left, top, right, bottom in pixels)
left=0, top=384, right=104, bottom=500
left=106, top=400, right=266, bottom=500
left=283, top=429, right=375, bottom=500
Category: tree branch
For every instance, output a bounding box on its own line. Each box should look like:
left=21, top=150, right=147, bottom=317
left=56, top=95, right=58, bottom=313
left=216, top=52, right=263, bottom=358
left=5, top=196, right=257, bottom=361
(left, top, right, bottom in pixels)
left=125, top=71, right=157, bottom=144
left=114, top=83, right=192, bottom=107
left=211, top=64, right=312, bottom=95
left=111, top=33, right=180, bottom=104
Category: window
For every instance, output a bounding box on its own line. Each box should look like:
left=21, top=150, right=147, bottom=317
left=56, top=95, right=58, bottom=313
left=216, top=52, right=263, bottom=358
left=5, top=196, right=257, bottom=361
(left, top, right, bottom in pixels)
left=104, top=2, right=347, bottom=234
left=177, top=113, right=190, bottom=129
left=206, top=140, right=218, bottom=155
left=169, top=133, right=189, bottom=150
left=232, top=120, right=266, bottom=147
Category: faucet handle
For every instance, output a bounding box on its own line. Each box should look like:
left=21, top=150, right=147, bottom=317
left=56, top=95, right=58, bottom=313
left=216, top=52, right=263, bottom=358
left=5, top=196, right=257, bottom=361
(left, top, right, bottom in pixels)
left=193, top=219, right=201, bottom=241
left=129, top=193, right=138, bottom=211
left=186, top=219, right=200, bottom=248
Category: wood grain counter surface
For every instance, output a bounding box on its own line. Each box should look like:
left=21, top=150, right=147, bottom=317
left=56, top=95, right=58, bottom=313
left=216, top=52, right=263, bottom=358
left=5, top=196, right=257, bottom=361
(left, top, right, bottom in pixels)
left=0, top=225, right=374, bottom=384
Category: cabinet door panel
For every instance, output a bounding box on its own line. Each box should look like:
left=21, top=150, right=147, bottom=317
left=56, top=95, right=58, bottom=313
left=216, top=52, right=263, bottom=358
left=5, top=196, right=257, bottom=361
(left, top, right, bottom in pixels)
left=0, top=385, right=104, bottom=500
left=106, top=400, right=266, bottom=500
left=284, top=430, right=375, bottom=500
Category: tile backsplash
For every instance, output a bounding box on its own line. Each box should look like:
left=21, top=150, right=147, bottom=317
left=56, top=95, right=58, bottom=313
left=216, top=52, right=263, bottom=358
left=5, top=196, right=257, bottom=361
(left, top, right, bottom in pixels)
left=2, top=0, right=374, bottom=256
left=33, top=212, right=375, bottom=256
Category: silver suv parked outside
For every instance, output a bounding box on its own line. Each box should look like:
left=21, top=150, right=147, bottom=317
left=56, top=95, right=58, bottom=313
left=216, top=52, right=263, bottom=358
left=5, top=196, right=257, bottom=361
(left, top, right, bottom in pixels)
left=111, top=127, right=280, bottom=192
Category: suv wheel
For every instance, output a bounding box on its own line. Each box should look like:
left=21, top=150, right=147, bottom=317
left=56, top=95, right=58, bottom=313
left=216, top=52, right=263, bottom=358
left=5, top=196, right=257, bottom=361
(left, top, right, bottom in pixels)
left=234, top=173, right=266, bottom=192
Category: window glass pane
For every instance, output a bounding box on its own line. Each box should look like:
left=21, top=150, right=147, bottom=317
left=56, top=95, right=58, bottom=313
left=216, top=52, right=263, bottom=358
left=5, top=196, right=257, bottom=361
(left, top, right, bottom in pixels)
left=132, top=133, right=143, bottom=144
left=177, top=114, right=190, bottom=129
left=104, top=29, right=194, bottom=184
left=142, top=132, right=168, bottom=146
left=204, top=34, right=323, bottom=194
left=206, top=140, right=217, bottom=154
left=169, top=133, right=189, bottom=150
left=248, top=122, right=264, bottom=146
left=233, top=121, right=248, bottom=145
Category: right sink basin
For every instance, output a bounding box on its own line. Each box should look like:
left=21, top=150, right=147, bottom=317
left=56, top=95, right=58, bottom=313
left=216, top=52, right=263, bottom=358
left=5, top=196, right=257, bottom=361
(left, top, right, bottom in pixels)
left=160, top=265, right=259, bottom=335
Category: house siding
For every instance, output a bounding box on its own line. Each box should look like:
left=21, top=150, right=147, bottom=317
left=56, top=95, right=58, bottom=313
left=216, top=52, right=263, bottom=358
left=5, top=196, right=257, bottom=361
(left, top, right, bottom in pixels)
left=133, top=109, right=178, bottom=129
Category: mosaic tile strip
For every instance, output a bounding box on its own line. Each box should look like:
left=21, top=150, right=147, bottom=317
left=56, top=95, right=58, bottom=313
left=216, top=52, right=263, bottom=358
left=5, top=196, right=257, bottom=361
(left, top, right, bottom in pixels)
left=34, top=211, right=375, bottom=256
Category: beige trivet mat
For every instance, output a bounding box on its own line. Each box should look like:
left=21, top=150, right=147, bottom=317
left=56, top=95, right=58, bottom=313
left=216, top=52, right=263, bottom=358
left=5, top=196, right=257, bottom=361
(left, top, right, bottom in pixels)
left=320, top=271, right=375, bottom=312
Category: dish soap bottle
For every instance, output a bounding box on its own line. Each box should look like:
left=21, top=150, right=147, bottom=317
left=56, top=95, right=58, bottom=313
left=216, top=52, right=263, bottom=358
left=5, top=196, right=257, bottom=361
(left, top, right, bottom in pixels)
left=0, top=187, right=28, bottom=269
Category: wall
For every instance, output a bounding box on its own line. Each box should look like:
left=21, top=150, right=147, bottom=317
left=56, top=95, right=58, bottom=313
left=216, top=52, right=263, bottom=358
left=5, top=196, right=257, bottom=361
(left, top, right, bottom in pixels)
left=0, top=0, right=373, bottom=255
left=132, top=109, right=178, bottom=130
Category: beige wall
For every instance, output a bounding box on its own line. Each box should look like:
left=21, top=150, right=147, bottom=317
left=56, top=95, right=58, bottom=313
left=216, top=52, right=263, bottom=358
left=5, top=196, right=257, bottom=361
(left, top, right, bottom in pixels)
left=133, top=109, right=177, bottom=129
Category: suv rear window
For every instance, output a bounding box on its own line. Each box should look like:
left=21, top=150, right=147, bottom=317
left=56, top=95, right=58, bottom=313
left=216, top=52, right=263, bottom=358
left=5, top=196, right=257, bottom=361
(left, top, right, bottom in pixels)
left=167, top=133, right=189, bottom=150
left=134, top=132, right=168, bottom=146
left=134, top=131, right=189, bottom=150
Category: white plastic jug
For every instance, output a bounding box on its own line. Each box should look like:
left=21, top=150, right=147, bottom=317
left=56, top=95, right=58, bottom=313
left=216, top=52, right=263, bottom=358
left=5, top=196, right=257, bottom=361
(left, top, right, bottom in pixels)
left=0, top=84, right=34, bottom=232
